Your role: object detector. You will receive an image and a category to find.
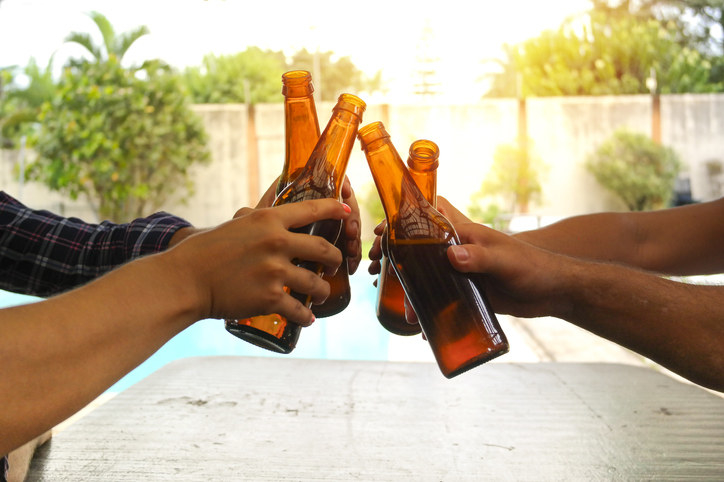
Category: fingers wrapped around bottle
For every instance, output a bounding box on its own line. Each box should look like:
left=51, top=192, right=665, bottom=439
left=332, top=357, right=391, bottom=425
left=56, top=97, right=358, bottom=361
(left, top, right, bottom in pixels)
left=341, top=176, right=362, bottom=274
left=367, top=220, right=386, bottom=277
left=167, top=198, right=351, bottom=326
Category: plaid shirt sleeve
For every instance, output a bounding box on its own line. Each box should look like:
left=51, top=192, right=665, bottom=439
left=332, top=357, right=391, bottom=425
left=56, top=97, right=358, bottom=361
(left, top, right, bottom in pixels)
left=0, top=191, right=192, bottom=297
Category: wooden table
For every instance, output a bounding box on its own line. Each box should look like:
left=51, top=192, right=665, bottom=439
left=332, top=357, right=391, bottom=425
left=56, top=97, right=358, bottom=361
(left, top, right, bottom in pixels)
left=28, top=357, right=724, bottom=481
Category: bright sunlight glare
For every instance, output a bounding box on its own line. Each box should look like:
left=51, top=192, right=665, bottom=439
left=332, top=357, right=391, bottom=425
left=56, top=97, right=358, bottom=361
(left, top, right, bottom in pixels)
left=0, top=0, right=591, bottom=102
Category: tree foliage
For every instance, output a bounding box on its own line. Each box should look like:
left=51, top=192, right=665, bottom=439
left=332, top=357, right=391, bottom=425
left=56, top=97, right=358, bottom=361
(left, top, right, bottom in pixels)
left=586, top=129, right=681, bottom=211
left=65, top=10, right=149, bottom=63
left=486, top=7, right=722, bottom=97
left=182, top=47, right=287, bottom=104
left=0, top=58, right=55, bottom=148
left=29, top=53, right=209, bottom=222
left=592, top=0, right=724, bottom=85
left=470, top=141, right=547, bottom=214
left=288, top=49, right=383, bottom=101
left=182, top=47, right=383, bottom=104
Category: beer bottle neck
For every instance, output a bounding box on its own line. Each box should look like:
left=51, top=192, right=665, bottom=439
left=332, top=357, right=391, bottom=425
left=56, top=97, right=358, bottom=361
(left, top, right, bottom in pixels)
left=362, top=135, right=411, bottom=229
left=408, top=139, right=439, bottom=206
left=306, top=108, right=362, bottom=198
left=361, top=122, right=452, bottom=244
left=279, top=95, right=320, bottom=194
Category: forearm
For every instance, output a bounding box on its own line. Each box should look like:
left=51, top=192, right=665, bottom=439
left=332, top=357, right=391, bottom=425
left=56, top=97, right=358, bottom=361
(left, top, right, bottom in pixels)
left=0, top=252, right=199, bottom=454
left=515, top=212, right=641, bottom=264
left=515, top=199, right=724, bottom=275
left=559, top=260, right=724, bottom=391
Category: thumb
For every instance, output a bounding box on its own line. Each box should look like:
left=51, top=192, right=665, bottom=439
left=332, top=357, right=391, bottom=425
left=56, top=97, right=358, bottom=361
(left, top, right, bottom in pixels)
left=448, top=244, right=489, bottom=274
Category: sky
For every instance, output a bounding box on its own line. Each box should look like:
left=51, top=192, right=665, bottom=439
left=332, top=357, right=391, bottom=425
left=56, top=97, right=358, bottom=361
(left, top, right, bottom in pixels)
left=0, top=0, right=592, bottom=103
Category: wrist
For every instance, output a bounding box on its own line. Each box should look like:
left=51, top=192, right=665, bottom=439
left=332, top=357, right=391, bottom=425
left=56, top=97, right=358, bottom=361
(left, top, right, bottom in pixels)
left=151, top=248, right=209, bottom=323
left=546, top=255, right=593, bottom=321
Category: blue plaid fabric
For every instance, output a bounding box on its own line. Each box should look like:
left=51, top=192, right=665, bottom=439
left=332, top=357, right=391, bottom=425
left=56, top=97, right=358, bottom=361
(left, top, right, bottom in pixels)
left=0, top=191, right=191, bottom=297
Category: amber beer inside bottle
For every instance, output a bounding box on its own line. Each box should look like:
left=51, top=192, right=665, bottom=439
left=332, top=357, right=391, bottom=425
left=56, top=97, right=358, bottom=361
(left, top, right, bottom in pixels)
left=313, top=236, right=351, bottom=318
left=359, top=121, right=509, bottom=378
left=227, top=93, right=365, bottom=354
left=376, top=140, right=439, bottom=336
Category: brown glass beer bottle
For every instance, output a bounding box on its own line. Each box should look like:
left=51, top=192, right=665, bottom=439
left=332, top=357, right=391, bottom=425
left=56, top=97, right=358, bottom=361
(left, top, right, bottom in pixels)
left=227, top=71, right=351, bottom=346
left=359, top=121, right=509, bottom=378
left=376, top=139, right=440, bottom=336
left=227, top=93, right=365, bottom=354
left=276, top=71, right=351, bottom=317
left=226, top=70, right=320, bottom=346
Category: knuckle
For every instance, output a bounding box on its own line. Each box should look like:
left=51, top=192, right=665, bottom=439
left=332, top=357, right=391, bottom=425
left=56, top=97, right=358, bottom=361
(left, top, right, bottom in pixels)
left=306, top=269, right=324, bottom=290
left=261, top=284, right=286, bottom=307
left=265, top=233, right=289, bottom=252
left=265, top=262, right=286, bottom=281
left=253, top=208, right=277, bottom=224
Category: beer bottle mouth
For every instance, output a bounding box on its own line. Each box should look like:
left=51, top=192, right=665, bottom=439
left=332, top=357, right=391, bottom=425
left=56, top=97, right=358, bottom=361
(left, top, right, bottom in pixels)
left=335, top=93, right=366, bottom=117
left=408, top=139, right=440, bottom=171
left=282, top=70, right=314, bottom=96
left=358, top=121, right=390, bottom=148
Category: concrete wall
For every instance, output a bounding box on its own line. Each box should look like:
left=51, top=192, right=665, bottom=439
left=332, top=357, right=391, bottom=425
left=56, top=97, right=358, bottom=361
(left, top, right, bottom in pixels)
left=2, top=94, right=723, bottom=237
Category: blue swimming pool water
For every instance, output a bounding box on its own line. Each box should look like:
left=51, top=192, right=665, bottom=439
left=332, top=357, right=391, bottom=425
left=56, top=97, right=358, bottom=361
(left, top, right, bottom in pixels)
left=0, top=264, right=395, bottom=392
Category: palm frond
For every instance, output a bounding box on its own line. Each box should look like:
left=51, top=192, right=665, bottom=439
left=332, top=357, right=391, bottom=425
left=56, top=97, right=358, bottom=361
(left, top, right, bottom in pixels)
left=117, top=26, right=150, bottom=61
left=88, top=11, right=116, bottom=60
left=64, top=32, right=103, bottom=61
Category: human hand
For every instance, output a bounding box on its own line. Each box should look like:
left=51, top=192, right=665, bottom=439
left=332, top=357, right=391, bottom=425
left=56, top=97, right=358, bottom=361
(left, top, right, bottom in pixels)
left=247, top=176, right=362, bottom=274
left=340, top=176, right=362, bottom=274
left=367, top=220, right=386, bottom=278
left=165, top=198, right=352, bottom=325
left=366, top=192, right=474, bottom=277
left=436, top=196, right=573, bottom=320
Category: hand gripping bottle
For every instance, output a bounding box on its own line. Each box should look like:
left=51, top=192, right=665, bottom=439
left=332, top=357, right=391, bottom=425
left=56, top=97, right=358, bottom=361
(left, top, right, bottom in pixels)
left=227, top=93, right=365, bottom=353
left=226, top=71, right=351, bottom=347
left=359, top=121, right=508, bottom=377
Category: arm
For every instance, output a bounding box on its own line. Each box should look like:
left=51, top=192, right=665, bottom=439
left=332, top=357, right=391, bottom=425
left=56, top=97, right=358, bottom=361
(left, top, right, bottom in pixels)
left=0, top=198, right=351, bottom=454
left=514, top=198, right=724, bottom=276
left=0, top=191, right=192, bottom=297
left=437, top=198, right=724, bottom=392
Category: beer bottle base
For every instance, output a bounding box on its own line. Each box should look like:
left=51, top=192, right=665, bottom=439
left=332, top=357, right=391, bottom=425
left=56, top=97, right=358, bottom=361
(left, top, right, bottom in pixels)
left=225, top=321, right=299, bottom=354
left=440, top=342, right=510, bottom=379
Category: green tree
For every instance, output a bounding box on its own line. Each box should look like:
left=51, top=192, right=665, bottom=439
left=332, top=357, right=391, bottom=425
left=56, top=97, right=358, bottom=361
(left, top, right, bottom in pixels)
left=586, top=129, right=681, bottom=211
left=0, top=58, right=56, bottom=148
left=651, top=0, right=724, bottom=85
left=29, top=57, right=210, bottom=222
left=289, top=48, right=382, bottom=101
left=182, top=47, right=287, bottom=104
left=486, top=10, right=721, bottom=97
left=65, top=10, right=149, bottom=63
left=181, top=47, right=383, bottom=104
left=470, top=141, right=547, bottom=214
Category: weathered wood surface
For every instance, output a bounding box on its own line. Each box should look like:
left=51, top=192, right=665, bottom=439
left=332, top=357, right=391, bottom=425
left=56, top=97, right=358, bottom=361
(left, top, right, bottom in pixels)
left=28, top=357, right=724, bottom=481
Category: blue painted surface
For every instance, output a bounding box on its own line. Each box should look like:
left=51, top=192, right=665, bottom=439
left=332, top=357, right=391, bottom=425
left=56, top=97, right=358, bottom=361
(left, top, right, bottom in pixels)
left=0, top=266, right=391, bottom=392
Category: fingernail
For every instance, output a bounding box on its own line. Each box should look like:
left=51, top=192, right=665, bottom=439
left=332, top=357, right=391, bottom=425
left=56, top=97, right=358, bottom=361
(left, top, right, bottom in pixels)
left=342, top=203, right=352, bottom=213
left=449, top=245, right=469, bottom=262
